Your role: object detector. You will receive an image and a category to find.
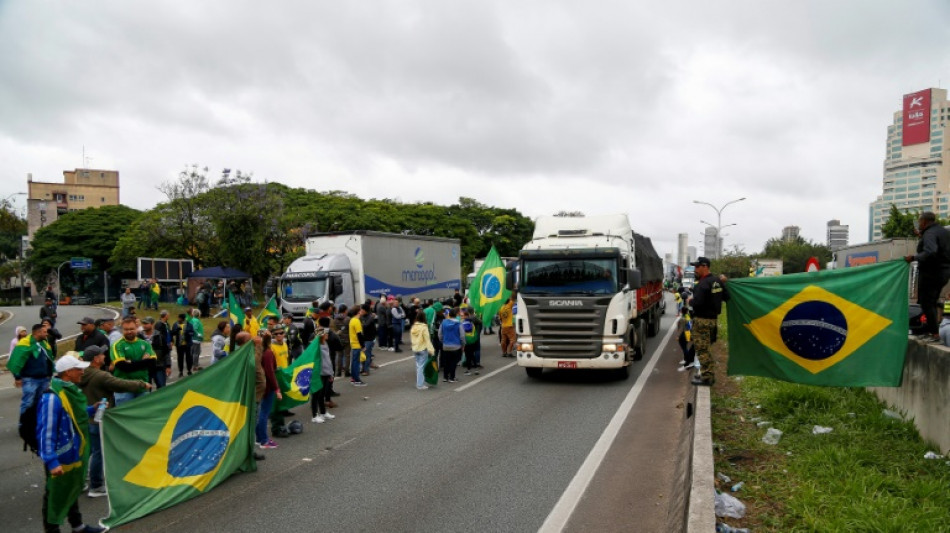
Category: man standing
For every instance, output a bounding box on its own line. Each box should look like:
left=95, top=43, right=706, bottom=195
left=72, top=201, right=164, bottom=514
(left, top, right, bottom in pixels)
left=99, top=317, right=121, bottom=347
left=37, top=354, right=106, bottom=533
left=688, top=257, right=728, bottom=386
left=498, top=295, right=516, bottom=357
left=110, top=317, right=156, bottom=405
left=40, top=297, right=58, bottom=327
left=73, top=317, right=110, bottom=357
left=375, top=298, right=391, bottom=351
left=142, top=317, right=171, bottom=388
left=905, top=211, right=950, bottom=342
left=78, top=346, right=151, bottom=499
left=348, top=306, right=368, bottom=386
left=9, top=323, right=54, bottom=416
left=188, top=309, right=205, bottom=370
left=170, top=313, right=192, bottom=376
left=120, top=287, right=137, bottom=318
left=282, top=313, right=303, bottom=362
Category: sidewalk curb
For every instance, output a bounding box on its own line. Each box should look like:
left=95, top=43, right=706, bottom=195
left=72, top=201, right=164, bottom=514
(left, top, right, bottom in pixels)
left=687, top=386, right=716, bottom=531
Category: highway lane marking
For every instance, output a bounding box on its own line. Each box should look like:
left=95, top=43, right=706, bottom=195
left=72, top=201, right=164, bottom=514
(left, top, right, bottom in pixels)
left=378, top=355, right=414, bottom=367
left=538, top=321, right=678, bottom=533
left=454, top=361, right=517, bottom=392
left=0, top=305, right=119, bottom=362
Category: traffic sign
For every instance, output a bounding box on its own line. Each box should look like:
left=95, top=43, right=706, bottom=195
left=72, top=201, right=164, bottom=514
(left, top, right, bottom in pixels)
left=70, top=257, right=93, bottom=269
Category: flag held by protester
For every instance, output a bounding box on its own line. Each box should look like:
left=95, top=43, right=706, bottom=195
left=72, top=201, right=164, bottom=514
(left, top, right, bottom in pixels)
left=275, top=339, right=322, bottom=412
left=727, top=260, right=909, bottom=387
left=469, top=245, right=510, bottom=325
left=100, top=342, right=257, bottom=528
left=227, top=292, right=245, bottom=329
left=423, top=354, right=439, bottom=385
left=257, top=295, right=280, bottom=327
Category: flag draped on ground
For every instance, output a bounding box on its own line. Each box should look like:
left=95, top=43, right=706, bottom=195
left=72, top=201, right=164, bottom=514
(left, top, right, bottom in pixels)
left=100, top=342, right=257, bottom=528
left=257, top=295, right=280, bottom=327
left=275, top=339, right=321, bottom=412
left=727, top=260, right=909, bottom=387
left=227, top=292, right=245, bottom=329
left=423, top=354, right=439, bottom=385
left=469, top=246, right=510, bottom=324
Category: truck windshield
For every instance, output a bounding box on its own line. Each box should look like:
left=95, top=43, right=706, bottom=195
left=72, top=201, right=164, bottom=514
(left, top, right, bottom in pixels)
left=520, top=258, right=618, bottom=295
left=281, top=279, right=327, bottom=302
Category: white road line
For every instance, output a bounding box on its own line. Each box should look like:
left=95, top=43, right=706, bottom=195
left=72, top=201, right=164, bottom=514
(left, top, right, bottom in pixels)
left=538, top=322, right=678, bottom=533
left=454, top=361, right=517, bottom=392
left=378, top=355, right=414, bottom=367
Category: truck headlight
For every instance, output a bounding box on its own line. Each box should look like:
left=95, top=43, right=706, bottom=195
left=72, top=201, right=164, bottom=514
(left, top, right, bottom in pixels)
left=519, top=343, right=533, bottom=352
left=602, top=344, right=624, bottom=352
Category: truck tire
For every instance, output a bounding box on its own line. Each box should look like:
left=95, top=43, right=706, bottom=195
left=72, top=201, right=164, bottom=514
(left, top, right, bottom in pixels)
left=525, top=367, right=543, bottom=379
left=632, top=320, right=646, bottom=361
left=647, top=308, right=661, bottom=338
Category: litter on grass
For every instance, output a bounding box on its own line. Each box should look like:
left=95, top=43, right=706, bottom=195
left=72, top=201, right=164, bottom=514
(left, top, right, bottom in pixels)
left=923, top=451, right=945, bottom=460
left=882, top=409, right=903, bottom=420
left=812, top=425, right=833, bottom=435
left=756, top=421, right=772, bottom=428
left=762, top=427, right=783, bottom=445
left=714, top=491, right=746, bottom=519
left=716, top=472, right=732, bottom=484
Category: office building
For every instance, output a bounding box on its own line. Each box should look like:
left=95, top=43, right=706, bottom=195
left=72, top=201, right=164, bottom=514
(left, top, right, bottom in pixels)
left=781, top=225, right=800, bottom=242
left=27, top=169, right=121, bottom=238
left=869, top=88, right=950, bottom=241
left=827, top=219, right=849, bottom=250
left=677, top=233, right=688, bottom=267
left=703, top=227, right=722, bottom=259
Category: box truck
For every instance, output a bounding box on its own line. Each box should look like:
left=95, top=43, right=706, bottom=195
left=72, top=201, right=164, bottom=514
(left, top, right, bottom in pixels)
left=279, top=231, right=462, bottom=321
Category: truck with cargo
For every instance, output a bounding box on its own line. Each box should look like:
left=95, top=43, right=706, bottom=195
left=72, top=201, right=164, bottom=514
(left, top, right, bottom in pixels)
left=279, top=231, right=462, bottom=322
left=513, top=214, right=665, bottom=379
left=831, top=239, right=916, bottom=269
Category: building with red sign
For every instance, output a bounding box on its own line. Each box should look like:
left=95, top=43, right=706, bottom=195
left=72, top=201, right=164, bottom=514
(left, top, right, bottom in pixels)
left=869, top=88, right=950, bottom=240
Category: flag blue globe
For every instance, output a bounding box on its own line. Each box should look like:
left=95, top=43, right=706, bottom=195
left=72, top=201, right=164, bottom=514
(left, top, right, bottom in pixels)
left=481, top=273, right=501, bottom=299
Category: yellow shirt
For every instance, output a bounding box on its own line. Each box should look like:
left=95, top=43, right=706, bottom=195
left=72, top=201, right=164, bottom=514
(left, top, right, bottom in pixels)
left=272, top=341, right=289, bottom=369
left=348, top=315, right=363, bottom=348
left=499, top=302, right=514, bottom=328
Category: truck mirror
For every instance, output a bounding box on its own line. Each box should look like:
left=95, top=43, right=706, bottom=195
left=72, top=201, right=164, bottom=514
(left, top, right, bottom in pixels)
left=628, top=269, right=641, bottom=290
left=506, top=264, right=516, bottom=290
left=331, top=277, right=343, bottom=299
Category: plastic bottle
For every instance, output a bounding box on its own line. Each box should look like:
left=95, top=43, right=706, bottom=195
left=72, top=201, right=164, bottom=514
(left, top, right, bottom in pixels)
left=94, top=398, right=108, bottom=423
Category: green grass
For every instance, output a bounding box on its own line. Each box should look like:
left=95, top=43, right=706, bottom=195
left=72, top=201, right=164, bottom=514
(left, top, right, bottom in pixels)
left=99, top=301, right=243, bottom=334
left=711, top=358, right=950, bottom=532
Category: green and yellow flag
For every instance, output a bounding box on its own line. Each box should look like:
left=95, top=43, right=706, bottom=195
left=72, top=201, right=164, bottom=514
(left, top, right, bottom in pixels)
left=727, top=260, right=909, bottom=387
left=423, top=354, right=439, bottom=386
left=257, top=295, right=280, bottom=328
left=469, top=246, right=510, bottom=325
left=275, top=337, right=322, bottom=412
left=227, top=292, right=245, bottom=330
left=101, top=342, right=257, bottom=528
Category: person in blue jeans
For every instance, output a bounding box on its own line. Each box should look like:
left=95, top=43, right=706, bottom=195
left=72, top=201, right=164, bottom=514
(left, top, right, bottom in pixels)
left=9, top=324, right=54, bottom=417
left=390, top=300, right=406, bottom=352
left=349, top=305, right=368, bottom=385
left=410, top=310, right=435, bottom=389
left=360, top=308, right=377, bottom=375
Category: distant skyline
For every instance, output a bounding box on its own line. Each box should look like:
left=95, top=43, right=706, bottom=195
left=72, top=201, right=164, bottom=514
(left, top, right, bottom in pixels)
left=2, top=1, right=949, bottom=259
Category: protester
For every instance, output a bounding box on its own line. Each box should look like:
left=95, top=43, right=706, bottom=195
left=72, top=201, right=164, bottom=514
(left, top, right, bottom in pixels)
left=411, top=310, right=435, bottom=390
left=688, top=257, right=729, bottom=386
left=360, top=305, right=377, bottom=376
left=9, top=325, right=27, bottom=358
left=283, top=314, right=303, bottom=362
left=78, top=345, right=150, bottom=498
left=211, top=321, right=230, bottom=364
left=271, top=325, right=290, bottom=368
left=390, top=299, right=406, bottom=353
left=40, top=297, right=58, bottom=327
left=498, top=294, right=516, bottom=357
left=37, top=354, right=106, bottom=533
left=10, top=323, right=54, bottom=416
left=74, top=317, right=110, bottom=367
left=257, top=332, right=281, bottom=449
left=156, top=310, right=172, bottom=368
left=142, top=317, right=171, bottom=388
left=676, top=306, right=696, bottom=372
left=188, top=309, right=204, bottom=370
left=348, top=306, right=368, bottom=386
left=375, top=298, right=391, bottom=351
left=453, top=288, right=463, bottom=308
left=110, top=317, right=157, bottom=404
left=171, top=313, right=192, bottom=376
left=100, top=317, right=121, bottom=346
left=301, top=306, right=317, bottom=350
left=439, top=308, right=464, bottom=383
left=461, top=308, right=482, bottom=375
left=310, top=317, right=337, bottom=423
left=333, top=304, right=350, bottom=378
left=120, top=287, right=137, bottom=318
left=905, top=211, right=950, bottom=343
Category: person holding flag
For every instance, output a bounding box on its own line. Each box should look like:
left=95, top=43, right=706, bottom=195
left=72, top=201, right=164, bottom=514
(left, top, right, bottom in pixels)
left=149, top=279, right=160, bottom=310
left=257, top=295, right=280, bottom=331
left=310, top=317, right=336, bottom=422
left=469, top=246, right=512, bottom=355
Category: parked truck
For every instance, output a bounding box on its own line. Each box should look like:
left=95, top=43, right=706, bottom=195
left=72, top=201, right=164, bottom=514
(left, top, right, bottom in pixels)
left=513, top=214, right=665, bottom=379
left=279, top=231, right=462, bottom=322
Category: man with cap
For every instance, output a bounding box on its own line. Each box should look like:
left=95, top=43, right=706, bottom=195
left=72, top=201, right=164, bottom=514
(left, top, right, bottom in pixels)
left=688, top=257, right=729, bottom=386
left=79, top=346, right=151, bottom=498
left=98, top=316, right=121, bottom=347
left=142, top=317, right=172, bottom=388
left=282, top=313, right=303, bottom=362
left=74, top=317, right=110, bottom=366
left=9, top=323, right=54, bottom=417
left=37, top=353, right=106, bottom=532
left=40, top=297, right=58, bottom=327
left=110, top=317, right=157, bottom=405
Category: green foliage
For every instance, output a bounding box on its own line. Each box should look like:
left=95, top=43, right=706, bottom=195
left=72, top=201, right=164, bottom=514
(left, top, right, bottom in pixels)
left=760, top=236, right=832, bottom=274
left=711, top=248, right=753, bottom=279
left=27, top=205, right=142, bottom=287
left=881, top=204, right=918, bottom=239
left=0, top=201, right=27, bottom=261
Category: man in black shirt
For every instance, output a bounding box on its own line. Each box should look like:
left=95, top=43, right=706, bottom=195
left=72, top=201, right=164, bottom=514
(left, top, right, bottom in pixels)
left=688, top=257, right=729, bottom=386
left=74, top=317, right=111, bottom=366
left=905, top=212, right=950, bottom=342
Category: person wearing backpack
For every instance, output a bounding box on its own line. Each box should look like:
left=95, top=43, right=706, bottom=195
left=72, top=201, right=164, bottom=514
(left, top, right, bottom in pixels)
left=37, top=354, right=107, bottom=533
left=461, top=308, right=483, bottom=376
left=438, top=307, right=465, bottom=383
left=9, top=323, right=54, bottom=418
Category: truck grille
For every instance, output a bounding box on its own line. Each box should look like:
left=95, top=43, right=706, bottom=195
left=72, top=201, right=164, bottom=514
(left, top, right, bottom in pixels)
left=522, top=297, right=612, bottom=358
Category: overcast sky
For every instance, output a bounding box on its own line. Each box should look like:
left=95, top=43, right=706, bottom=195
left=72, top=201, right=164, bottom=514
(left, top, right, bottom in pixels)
left=2, top=1, right=950, bottom=260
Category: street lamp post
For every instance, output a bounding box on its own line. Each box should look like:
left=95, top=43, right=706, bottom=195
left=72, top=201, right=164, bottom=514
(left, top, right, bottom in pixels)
left=56, top=260, right=70, bottom=302
left=693, top=198, right=746, bottom=259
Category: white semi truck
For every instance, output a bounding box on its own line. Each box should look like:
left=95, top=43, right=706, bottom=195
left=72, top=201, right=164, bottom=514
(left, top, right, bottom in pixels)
left=279, top=231, right=462, bottom=322
left=513, top=214, right=664, bottom=379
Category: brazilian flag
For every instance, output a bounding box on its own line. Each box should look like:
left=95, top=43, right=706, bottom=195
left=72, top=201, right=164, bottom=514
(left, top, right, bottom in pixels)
left=275, top=338, right=322, bottom=412
left=257, top=295, right=280, bottom=328
left=100, top=342, right=257, bottom=528
left=469, top=245, right=510, bottom=325
left=227, top=292, right=245, bottom=329
left=727, top=260, right=909, bottom=387
left=423, top=354, right=439, bottom=385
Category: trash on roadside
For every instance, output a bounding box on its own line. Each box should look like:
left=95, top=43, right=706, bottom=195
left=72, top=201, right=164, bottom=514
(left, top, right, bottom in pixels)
left=846, top=412, right=856, bottom=418
left=756, top=421, right=772, bottom=428
left=716, top=472, right=732, bottom=484
left=748, top=416, right=761, bottom=423
left=716, top=523, right=750, bottom=533
left=882, top=409, right=902, bottom=420
left=714, top=491, right=746, bottom=519
left=762, top=427, right=783, bottom=445
left=731, top=481, right=744, bottom=492
left=812, top=425, right=833, bottom=435
left=923, top=451, right=945, bottom=460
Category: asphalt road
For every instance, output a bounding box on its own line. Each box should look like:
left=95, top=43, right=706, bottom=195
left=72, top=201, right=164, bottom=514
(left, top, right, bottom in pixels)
left=0, top=295, right=694, bottom=532
left=0, top=304, right=120, bottom=360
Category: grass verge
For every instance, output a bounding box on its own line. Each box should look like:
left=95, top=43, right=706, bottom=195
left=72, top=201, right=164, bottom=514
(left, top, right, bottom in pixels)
left=709, top=317, right=950, bottom=532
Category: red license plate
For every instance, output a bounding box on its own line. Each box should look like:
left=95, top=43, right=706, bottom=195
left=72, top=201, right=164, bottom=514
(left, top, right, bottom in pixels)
left=557, top=361, right=577, bottom=369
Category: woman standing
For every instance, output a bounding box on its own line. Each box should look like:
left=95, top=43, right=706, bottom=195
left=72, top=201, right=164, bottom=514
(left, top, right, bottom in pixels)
left=257, top=332, right=282, bottom=450
left=410, top=310, right=435, bottom=389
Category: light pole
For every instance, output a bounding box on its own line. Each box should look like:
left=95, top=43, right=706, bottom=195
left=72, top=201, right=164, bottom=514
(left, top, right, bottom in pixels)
left=693, top=198, right=746, bottom=259
left=56, top=260, right=70, bottom=302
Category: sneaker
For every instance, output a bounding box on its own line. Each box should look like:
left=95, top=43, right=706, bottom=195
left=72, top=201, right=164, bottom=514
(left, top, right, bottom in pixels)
left=312, top=415, right=325, bottom=423
left=448, top=379, right=458, bottom=383
left=72, top=525, right=107, bottom=533
left=370, top=364, right=380, bottom=369
left=677, top=364, right=689, bottom=373
left=87, top=487, right=107, bottom=498
left=389, top=347, right=395, bottom=352
left=259, top=439, right=279, bottom=449
left=323, top=412, right=336, bottom=420
left=351, top=381, right=367, bottom=387
left=417, top=385, right=429, bottom=390
left=254, top=452, right=266, bottom=461
left=464, top=371, right=472, bottom=376
left=678, top=360, right=686, bottom=367
left=474, top=370, right=480, bottom=375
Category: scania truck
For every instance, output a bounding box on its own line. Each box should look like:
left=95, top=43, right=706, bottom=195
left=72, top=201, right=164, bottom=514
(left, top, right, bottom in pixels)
left=513, top=214, right=664, bottom=379
left=279, top=231, right=462, bottom=322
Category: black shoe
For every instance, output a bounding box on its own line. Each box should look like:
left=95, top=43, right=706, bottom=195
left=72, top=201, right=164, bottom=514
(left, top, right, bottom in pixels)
left=330, top=391, right=341, bottom=397
left=254, top=452, right=266, bottom=460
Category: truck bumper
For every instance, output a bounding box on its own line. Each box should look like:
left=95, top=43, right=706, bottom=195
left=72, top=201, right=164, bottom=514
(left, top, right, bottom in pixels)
left=515, top=351, right=627, bottom=369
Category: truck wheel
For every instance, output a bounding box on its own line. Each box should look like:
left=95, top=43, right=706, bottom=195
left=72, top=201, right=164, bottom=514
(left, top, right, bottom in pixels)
left=632, top=321, right=646, bottom=361
left=525, top=367, right=542, bottom=379
left=647, top=309, right=661, bottom=338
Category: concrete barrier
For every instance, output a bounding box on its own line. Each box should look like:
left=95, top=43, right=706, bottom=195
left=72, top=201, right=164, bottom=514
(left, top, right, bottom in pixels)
left=868, top=338, right=950, bottom=454
left=686, top=386, right=716, bottom=532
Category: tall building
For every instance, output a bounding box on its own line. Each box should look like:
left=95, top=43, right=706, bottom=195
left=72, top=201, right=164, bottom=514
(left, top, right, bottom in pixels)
left=703, top=226, right=722, bottom=259
left=27, top=169, right=120, bottom=238
left=827, top=219, right=849, bottom=250
left=781, top=225, right=800, bottom=242
left=687, top=246, right=697, bottom=264
left=869, top=88, right=950, bottom=241
left=677, top=233, right=688, bottom=267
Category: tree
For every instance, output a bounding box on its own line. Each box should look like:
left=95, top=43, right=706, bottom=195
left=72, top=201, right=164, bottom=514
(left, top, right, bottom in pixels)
left=759, top=237, right=832, bottom=274
left=0, top=199, right=26, bottom=262
left=553, top=211, right=585, bottom=217
left=711, top=246, right=752, bottom=279
left=880, top=204, right=918, bottom=239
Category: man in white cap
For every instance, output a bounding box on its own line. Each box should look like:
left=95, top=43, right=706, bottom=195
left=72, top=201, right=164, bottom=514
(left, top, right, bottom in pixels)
left=37, top=354, right=106, bottom=532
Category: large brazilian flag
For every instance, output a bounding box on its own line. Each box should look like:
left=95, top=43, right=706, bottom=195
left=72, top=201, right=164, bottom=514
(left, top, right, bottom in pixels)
left=100, top=342, right=257, bottom=528
left=275, top=338, right=322, bottom=412
left=469, top=245, right=510, bottom=325
left=727, top=260, right=909, bottom=387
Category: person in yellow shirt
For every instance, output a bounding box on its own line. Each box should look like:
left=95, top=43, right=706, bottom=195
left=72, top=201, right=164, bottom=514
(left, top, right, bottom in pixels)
left=271, top=325, right=290, bottom=368
left=498, top=295, right=516, bottom=358
left=348, top=305, right=368, bottom=386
